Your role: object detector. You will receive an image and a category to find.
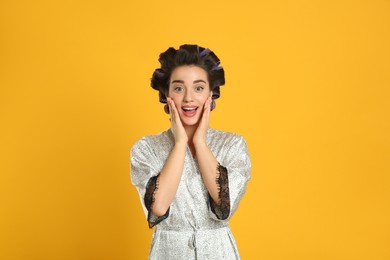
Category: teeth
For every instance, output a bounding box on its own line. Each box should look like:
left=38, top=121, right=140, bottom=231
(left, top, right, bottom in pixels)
left=183, top=107, right=196, bottom=111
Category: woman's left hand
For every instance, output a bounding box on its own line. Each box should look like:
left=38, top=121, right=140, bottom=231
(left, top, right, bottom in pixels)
left=193, top=96, right=212, bottom=146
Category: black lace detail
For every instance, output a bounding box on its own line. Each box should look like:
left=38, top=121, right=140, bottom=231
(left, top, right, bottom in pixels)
left=144, top=174, right=170, bottom=228
left=209, top=163, right=230, bottom=220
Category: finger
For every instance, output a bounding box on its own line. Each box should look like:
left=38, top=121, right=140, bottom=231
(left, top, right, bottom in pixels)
left=198, top=98, right=210, bottom=127
left=169, top=98, right=183, bottom=129
left=205, top=98, right=211, bottom=124
left=169, top=99, right=176, bottom=121
left=167, top=98, right=176, bottom=126
left=204, top=97, right=211, bottom=117
left=171, top=99, right=181, bottom=122
left=166, top=98, right=172, bottom=117
left=168, top=98, right=175, bottom=117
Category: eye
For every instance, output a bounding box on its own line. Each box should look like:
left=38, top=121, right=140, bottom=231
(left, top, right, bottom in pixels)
left=195, top=86, right=204, bottom=92
left=173, top=86, right=184, bottom=92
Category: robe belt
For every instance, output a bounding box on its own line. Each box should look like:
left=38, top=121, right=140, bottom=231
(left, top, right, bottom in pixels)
left=157, top=224, right=228, bottom=251
left=156, top=223, right=228, bottom=232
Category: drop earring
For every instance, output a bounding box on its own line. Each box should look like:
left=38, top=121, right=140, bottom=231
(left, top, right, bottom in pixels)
left=164, top=104, right=170, bottom=114
left=210, top=99, right=216, bottom=111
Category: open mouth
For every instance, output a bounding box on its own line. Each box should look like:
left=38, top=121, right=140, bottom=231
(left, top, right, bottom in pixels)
left=182, top=107, right=198, bottom=112
left=182, top=106, right=198, bottom=117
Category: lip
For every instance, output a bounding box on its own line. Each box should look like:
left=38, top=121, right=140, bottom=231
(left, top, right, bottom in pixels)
left=181, top=106, right=198, bottom=117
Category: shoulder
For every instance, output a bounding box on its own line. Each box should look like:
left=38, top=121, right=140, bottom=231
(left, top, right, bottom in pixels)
left=209, top=129, right=251, bottom=168
left=131, top=129, right=173, bottom=154
left=208, top=128, right=247, bottom=146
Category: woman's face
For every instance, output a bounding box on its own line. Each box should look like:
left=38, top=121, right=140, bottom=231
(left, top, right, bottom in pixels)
left=168, top=65, right=212, bottom=127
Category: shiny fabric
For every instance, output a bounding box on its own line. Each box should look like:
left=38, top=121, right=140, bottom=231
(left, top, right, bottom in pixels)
left=130, top=128, right=251, bottom=260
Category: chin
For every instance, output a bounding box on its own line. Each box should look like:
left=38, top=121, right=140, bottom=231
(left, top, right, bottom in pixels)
left=180, top=117, right=201, bottom=127
left=182, top=120, right=200, bottom=127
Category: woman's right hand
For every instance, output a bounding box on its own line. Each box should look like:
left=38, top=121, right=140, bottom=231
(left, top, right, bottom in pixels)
left=167, top=97, right=188, bottom=145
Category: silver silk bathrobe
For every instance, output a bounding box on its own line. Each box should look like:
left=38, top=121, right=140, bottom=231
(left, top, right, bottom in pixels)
left=130, top=128, right=251, bottom=260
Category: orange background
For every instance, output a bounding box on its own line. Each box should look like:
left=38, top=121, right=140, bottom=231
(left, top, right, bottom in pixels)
left=1, top=0, right=389, bottom=259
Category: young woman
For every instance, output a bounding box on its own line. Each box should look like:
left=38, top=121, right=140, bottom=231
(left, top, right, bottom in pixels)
left=130, top=44, right=251, bottom=259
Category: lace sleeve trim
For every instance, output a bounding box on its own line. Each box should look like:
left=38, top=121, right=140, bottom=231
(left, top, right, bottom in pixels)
left=144, top=174, right=170, bottom=228
left=209, top=163, right=230, bottom=220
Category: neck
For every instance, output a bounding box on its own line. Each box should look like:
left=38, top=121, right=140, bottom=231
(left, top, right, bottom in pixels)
left=184, top=124, right=197, bottom=146
left=184, top=124, right=202, bottom=158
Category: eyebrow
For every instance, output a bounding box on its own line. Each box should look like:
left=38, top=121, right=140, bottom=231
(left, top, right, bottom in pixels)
left=193, top=80, right=207, bottom=84
left=170, top=79, right=207, bottom=84
left=171, top=80, right=184, bottom=84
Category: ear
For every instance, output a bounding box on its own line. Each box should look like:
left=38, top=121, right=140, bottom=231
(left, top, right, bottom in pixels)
left=209, top=90, right=213, bottom=98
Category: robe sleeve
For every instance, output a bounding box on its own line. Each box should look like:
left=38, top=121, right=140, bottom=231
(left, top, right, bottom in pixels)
left=209, top=135, right=251, bottom=221
left=130, top=138, right=169, bottom=228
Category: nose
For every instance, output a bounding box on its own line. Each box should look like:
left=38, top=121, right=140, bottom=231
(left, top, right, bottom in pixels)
left=183, top=89, right=193, bottom=103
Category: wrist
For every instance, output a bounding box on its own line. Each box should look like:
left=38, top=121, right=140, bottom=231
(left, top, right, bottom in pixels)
left=193, top=140, right=207, bottom=149
left=174, top=140, right=187, bottom=149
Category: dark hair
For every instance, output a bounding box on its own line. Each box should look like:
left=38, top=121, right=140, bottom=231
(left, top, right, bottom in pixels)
left=151, top=44, right=225, bottom=103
